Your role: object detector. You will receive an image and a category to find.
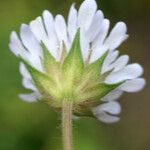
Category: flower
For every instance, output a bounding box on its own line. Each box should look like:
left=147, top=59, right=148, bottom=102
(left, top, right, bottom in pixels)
left=9, top=0, right=145, bottom=123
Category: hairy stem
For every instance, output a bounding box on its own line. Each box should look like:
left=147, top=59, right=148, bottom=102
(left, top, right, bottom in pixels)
left=62, top=100, right=73, bottom=150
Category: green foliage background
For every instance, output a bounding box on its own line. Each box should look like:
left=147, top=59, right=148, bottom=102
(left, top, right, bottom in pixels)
left=0, top=0, right=149, bottom=150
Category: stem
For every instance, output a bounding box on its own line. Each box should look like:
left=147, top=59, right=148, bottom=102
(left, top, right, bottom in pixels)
left=62, top=100, right=73, bottom=150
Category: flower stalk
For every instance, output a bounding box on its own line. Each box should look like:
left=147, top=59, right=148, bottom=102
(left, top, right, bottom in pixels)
left=62, top=100, right=73, bottom=150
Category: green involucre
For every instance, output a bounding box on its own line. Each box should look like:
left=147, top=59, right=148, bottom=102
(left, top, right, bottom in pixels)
left=20, top=29, right=123, bottom=116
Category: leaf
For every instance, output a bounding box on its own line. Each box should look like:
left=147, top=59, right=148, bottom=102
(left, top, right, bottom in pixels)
left=62, top=29, right=84, bottom=90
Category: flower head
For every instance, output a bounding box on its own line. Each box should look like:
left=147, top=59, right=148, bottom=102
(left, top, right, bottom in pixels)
left=9, top=0, right=145, bottom=123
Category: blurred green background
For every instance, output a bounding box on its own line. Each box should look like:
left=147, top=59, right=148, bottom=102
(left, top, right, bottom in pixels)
left=0, top=0, right=150, bottom=150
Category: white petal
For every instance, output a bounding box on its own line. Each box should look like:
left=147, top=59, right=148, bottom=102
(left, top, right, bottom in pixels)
left=26, top=55, right=43, bottom=71
left=105, top=63, right=144, bottom=84
left=94, top=101, right=121, bottom=115
left=43, top=10, right=59, bottom=59
left=9, top=31, right=29, bottom=58
left=112, top=55, right=129, bottom=71
left=92, top=19, right=110, bottom=46
left=19, top=92, right=41, bottom=102
left=104, top=22, right=128, bottom=50
left=80, top=31, right=89, bottom=61
left=20, top=63, right=38, bottom=92
left=102, top=90, right=123, bottom=101
left=43, top=10, right=56, bottom=39
left=22, top=78, right=37, bottom=91
left=20, top=24, right=43, bottom=71
left=96, top=112, right=120, bottom=123
left=19, top=63, right=32, bottom=79
left=78, top=0, right=97, bottom=31
left=30, top=17, right=57, bottom=64
left=20, top=24, right=42, bottom=56
left=119, top=78, right=146, bottom=92
left=103, top=54, right=129, bottom=74
left=55, top=15, right=69, bottom=49
left=68, top=4, right=78, bottom=41
left=105, top=51, right=119, bottom=65
left=85, top=10, right=104, bottom=42
left=30, top=16, right=47, bottom=42
left=90, top=19, right=110, bottom=62
left=93, top=101, right=121, bottom=123
left=101, top=51, right=119, bottom=74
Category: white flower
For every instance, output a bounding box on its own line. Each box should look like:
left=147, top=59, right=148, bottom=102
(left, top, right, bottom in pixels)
left=9, top=0, right=145, bottom=123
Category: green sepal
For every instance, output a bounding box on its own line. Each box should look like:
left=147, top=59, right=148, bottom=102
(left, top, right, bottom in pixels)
left=62, top=29, right=84, bottom=78
left=74, top=102, right=95, bottom=117
left=61, top=29, right=84, bottom=97
left=74, top=81, right=124, bottom=117
left=41, top=43, right=60, bottom=74
left=77, top=50, right=109, bottom=91
left=19, top=57, right=62, bottom=106
left=77, top=81, right=123, bottom=103
left=85, top=50, right=109, bottom=79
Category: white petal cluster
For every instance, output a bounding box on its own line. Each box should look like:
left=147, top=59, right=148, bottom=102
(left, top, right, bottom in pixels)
left=9, top=0, right=145, bottom=123
left=19, top=63, right=42, bottom=102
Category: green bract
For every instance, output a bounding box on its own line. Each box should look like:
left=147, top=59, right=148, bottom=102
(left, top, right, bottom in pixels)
left=21, top=29, right=122, bottom=116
